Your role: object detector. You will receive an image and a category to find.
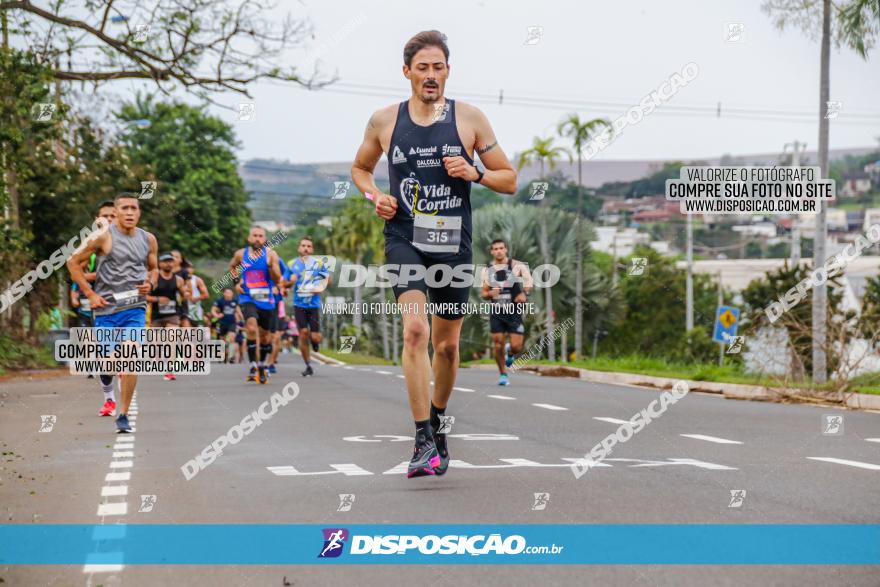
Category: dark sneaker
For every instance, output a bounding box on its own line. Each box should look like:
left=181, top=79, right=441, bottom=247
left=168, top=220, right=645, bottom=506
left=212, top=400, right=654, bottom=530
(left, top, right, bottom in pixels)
left=258, top=366, right=268, bottom=384
left=302, top=365, right=314, bottom=377
left=268, top=364, right=277, bottom=375
left=115, top=413, right=132, bottom=433
left=432, top=429, right=450, bottom=476
left=407, top=438, right=441, bottom=478
left=247, top=365, right=257, bottom=382
left=311, top=341, right=319, bottom=352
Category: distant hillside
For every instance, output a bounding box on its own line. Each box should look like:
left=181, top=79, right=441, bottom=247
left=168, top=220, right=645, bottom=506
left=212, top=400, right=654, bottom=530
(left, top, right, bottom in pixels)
left=241, top=146, right=877, bottom=225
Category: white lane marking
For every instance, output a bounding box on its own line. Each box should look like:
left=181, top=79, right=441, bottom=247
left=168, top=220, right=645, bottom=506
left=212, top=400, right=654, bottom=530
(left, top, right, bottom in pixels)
left=281, top=457, right=738, bottom=476
left=594, top=417, right=630, bottom=425
left=96, top=502, right=127, bottom=516
left=488, top=394, right=515, bottom=400
left=358, top=368, right=373, bottom=372
left=113, top=451, right=134, bottom=458
left=343, top=435, right=411, bottom=443
left=343, top=433, right=520, bottom=443
left=605, top=458, right=738, bottom=470
left=680, top=434, right=743, bottom=445
left=128, top=410, right=139, bottom=415
left=101, top=486, right=128, bottom=497
left=866, top=438, right=880, bottom=443
left=82, top=562, right=124, bottom=573
left=376, top=370, right=393, bottom=375
left=267, top=464, right=373, bottom=476
left=532, top=403, right=568, bottom=411
left=499, top=458, right=573, bottom=467
left=105, top=472, right=130, bottom=482
left=114, top=436, right=135, bottom=442
left=109, top=461, right=133, bottom=469
left=113, top=444, right=132, bottom=450
left=453, top=386, right=475, bottom=392
left=807, top=457, right=880, bottom=471
left=396, top=374, right=406, bottom=379
left=344, top=366, right=355, bottom=370
left=561, top=457, right=612, bottom=468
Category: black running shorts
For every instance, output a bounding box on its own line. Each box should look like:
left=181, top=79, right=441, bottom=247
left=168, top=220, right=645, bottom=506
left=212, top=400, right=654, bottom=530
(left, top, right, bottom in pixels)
left=241, top=302, right=276, bottom=332
left=294, top=306, right=321, bottom=333
left=384, top=234, right=473, bottom=320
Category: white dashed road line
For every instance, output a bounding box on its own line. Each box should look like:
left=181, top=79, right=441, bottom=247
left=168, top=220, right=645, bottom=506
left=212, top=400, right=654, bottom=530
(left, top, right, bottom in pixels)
left=806, top=457, right=880, bottom=471
left=865, top=438, right=880, bottom=443
left=532, top=403, right=568, bottom=411
left=680, top=434, right=743, bottom=445
left=488, top=394, right=516, bottom=400
left=594, top=417, right=629, bottom=425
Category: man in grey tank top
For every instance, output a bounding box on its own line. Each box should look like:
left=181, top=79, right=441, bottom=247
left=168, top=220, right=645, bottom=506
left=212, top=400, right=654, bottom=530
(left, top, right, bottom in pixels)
left=68, top=193, right=158, bottom=433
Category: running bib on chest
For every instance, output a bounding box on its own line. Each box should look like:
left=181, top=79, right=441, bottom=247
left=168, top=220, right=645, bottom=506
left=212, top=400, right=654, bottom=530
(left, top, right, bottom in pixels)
left=159, top=301, right=176, bottom=314
left=249, top=287, right=270, bottom=302
left=412, top=215, right=461, bottom=254
left=495, top=293, right=512, bottom=304
left=113, top=289, right=141, bottom=308
left=223, top=306, right=235, bottom=316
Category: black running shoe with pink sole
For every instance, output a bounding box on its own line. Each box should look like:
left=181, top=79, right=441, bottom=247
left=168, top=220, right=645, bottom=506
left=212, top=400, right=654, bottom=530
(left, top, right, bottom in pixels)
left=407, top=438, right=441, bottom=478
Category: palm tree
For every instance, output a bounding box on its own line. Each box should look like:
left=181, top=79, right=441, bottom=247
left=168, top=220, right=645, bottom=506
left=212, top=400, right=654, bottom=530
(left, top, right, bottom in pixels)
left=557, top=114, right=610, bottom=360
left=516, top=136, right=570, bottom=360
left=763, top=0, right=878, bottom=384
left=328, top=198, right=384, bottom=332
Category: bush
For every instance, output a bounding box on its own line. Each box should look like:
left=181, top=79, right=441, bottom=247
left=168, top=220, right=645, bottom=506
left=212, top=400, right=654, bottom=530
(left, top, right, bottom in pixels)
left=673, top=328, right=720, bottom=364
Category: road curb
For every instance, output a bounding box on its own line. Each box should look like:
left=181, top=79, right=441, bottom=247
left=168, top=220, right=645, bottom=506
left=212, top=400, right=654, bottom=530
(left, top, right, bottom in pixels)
left=311, top=351, right=345, bottom=366
left=469, top=363, right=880, bottom=411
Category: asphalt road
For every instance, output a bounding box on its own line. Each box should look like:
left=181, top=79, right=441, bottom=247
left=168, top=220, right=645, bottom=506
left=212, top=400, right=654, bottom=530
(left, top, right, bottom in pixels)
left=1, top=353, right=878, bottom=586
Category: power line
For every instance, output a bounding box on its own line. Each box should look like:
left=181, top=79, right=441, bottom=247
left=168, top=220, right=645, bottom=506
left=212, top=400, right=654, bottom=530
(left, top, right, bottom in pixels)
left=265, top=79, right=880, bottom=126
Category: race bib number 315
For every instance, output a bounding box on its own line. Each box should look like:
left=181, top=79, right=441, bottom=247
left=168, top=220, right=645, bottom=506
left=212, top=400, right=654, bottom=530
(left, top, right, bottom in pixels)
left=412, top=215, right=461, bottom=254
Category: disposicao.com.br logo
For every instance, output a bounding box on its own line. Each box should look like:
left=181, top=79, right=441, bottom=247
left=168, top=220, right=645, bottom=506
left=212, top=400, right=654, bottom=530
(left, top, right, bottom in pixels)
left=318, top=528, right=563, bottom=558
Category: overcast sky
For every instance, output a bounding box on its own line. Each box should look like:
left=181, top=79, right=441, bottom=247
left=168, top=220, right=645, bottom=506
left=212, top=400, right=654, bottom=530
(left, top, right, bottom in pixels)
left=112, top=0, right=880, bottom=163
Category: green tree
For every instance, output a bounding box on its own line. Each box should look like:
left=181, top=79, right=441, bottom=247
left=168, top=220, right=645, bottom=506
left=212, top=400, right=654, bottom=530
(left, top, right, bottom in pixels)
left=117, top=95, right=251, bottom=258
left=763, top=0, right=879, bottom=383
left=740, top=262, right=844, bottom=380
left=858, top=274, right=880, bottom=342
left=516, top=137, right=570, bottom=359
left=558, top=113, right=611, bottom=360
left=604, top=246, right=718, bottom=360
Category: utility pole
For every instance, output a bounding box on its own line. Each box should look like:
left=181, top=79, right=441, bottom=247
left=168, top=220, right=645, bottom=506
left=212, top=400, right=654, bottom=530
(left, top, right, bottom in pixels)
left=611, top=233, right=619, bottom=287
left=813, top=0, right=831, bottom=385
left=686, top=213, right=694, bottom=331
left=784, top=140, right=806, bottom=265
left=717, top=271, right=724, bottom=366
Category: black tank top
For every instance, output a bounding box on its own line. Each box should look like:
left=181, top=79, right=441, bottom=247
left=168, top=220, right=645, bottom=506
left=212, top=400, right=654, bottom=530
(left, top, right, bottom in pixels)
left=488, top=258, right=523, bottom=311
left=386, top=99, right=473, bottom=260
left=151, top=273, right=180, bottom=317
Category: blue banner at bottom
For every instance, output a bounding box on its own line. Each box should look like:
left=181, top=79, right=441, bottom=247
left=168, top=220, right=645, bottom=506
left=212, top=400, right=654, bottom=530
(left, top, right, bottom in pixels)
left=1, top=524, right=878, bottom=565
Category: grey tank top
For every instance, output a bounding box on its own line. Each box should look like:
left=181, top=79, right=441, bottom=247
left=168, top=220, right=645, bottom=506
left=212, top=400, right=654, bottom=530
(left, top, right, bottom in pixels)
left=93, top=224, right=150, bottom=316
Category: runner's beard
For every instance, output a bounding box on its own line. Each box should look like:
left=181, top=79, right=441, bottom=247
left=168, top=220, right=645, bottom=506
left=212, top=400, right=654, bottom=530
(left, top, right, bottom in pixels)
left=419, top=84, right=441, bottom=103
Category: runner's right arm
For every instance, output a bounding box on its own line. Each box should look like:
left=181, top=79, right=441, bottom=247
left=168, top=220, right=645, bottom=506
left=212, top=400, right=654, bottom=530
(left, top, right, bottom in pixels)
left=480, top=267, right=499, bottom=300
left=66, top=229, right=110, bottom=309
left=351, top=106, right=398, bottom=220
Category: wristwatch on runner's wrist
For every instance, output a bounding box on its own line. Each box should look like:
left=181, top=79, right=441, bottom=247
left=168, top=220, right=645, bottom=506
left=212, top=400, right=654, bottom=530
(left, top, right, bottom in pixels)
left=474, top=165, right=485, bottom=184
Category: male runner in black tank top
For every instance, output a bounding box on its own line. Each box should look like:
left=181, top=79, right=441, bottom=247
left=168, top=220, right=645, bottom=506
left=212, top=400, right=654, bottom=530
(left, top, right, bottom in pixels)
left=351, top=30, right=517, bottom=479
left=481, top=239, right=533, bottom=386
left=147, top=253, right=186, bottom=381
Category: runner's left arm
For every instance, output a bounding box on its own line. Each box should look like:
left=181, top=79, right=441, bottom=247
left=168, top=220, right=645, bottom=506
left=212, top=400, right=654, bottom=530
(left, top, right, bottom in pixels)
left=138, top=233, right=158, bottom=297
left=266, top=250, right=283, bottom=285
left=445, top=103, right=517, bottom=194
left=514, top=260, right=534, bottom=296
left=195, top=277, right=209, bottom=302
